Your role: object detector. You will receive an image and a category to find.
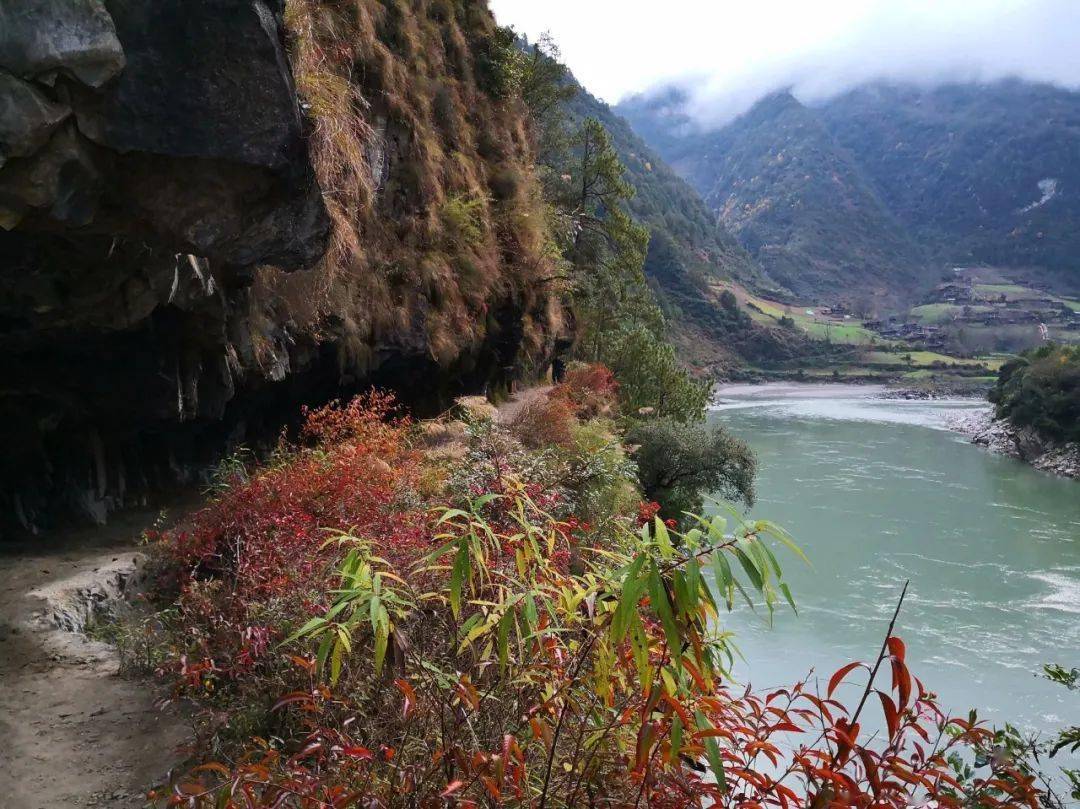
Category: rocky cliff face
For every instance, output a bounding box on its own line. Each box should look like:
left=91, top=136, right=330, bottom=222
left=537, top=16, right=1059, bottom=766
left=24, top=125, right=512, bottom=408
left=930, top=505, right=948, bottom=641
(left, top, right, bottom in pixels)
left=0, top=0, right=562, bottom=535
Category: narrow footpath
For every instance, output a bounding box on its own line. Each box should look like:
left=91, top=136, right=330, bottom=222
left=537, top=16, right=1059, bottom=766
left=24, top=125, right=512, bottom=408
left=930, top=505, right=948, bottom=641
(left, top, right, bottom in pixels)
left=496, top=384, right=554, bottom=425
left=0, top=510, right=188, bottom=809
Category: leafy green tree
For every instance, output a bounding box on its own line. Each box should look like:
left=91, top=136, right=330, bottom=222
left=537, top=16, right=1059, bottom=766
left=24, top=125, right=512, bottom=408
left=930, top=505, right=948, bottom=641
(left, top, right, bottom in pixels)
left=628, top=417, right=756, bottom=518
left=475, top=25, right=522, bottom=99
left=601, top=327, right=709, bottom=421
left=519, top=56, right=754, bottom=508
left=990, top=344, right=1080, bottom=442
left=549, top=117, right=708, bottom=422
left=517, top=34, right=576, bottom=128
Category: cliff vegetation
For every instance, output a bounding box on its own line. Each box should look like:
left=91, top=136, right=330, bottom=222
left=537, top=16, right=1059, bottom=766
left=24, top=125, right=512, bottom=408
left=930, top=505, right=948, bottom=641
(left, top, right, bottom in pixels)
left=991, top=344, right=1080, bottom=443
left=0, top=0, right=567, bottom=534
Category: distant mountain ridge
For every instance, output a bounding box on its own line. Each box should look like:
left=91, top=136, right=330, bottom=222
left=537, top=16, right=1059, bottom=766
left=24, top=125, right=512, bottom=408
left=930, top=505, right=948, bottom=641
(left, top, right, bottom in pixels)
left=558, top=82, right=833, bottom=369
left=559, top=84, right=772, bottom=293
left=618, top=79, right=1080, bottom=304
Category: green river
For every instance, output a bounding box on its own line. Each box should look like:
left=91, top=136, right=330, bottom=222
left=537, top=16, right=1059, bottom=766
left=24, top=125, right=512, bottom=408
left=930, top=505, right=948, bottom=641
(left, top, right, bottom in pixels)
left=710, top=384, right=1080, bottom=746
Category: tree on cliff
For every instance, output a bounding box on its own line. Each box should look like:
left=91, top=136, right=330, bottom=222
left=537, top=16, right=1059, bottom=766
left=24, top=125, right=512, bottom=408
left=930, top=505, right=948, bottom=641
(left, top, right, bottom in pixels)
left=550, top=116, right=709, bottom=422
left=535, top=113, right=756, bottom=516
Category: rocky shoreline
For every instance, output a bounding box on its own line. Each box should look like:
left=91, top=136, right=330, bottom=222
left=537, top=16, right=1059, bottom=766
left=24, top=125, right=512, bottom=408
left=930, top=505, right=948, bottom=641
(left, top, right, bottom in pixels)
left=947, top=409, right=1080, bottom=480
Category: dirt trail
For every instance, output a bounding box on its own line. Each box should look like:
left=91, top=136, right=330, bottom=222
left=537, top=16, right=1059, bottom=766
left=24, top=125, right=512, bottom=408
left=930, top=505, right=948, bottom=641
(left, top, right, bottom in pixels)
left=496, top=385, right=554, bottom=425
left=0, top=509, right=190, bottom=809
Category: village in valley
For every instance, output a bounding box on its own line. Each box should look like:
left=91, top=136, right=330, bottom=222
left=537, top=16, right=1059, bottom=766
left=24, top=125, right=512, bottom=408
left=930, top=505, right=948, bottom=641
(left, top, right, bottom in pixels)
left=717, top=267, right=1080, bottom=388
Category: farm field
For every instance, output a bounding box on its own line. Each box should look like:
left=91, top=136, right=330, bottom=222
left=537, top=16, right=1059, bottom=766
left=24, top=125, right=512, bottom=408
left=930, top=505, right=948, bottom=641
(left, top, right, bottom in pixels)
left=863, top=350, right=1003, bottom=370
left=723, top=283, right=880, bottom=345
left=719, top=278, right=1018, bottom=387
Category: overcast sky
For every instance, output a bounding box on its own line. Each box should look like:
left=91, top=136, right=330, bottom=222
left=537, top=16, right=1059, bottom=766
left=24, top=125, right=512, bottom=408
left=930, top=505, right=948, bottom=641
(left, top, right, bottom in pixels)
left=490, top=0, right=1080, bottom=125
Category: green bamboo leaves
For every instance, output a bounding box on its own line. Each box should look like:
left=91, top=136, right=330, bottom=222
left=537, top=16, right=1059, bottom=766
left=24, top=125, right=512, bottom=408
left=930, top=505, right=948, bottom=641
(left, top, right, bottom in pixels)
left=278, top=490, right=806, bottom=804
left=423, top=493, right=564, bottom=677
left=282, top=534, right=411, bottom=682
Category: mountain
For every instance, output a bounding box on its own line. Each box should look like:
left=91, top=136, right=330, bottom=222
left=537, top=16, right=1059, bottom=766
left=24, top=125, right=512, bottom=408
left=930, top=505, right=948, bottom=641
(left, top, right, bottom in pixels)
left=619, top=79, right=1080, bottom=303
left=619, top=90, right=929, bottom=305
left=558, top=83, right=824, bottom=369
left=818, top=81, right=1080, bottom=295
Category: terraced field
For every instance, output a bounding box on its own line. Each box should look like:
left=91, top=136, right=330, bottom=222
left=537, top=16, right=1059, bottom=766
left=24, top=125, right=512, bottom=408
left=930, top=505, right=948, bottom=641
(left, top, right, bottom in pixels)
left=731, top=286, right=879, bottom=345
left=863, top=350, right=1004, bottom=369
left=716, top=280, right=1015, bottom=385
left=909, top=303, right=995, bottom=324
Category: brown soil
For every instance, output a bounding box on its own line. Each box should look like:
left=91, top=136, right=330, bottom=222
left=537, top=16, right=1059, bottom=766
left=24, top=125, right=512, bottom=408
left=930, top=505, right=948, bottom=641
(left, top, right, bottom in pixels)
left=0, top=508, right=192, bottom=809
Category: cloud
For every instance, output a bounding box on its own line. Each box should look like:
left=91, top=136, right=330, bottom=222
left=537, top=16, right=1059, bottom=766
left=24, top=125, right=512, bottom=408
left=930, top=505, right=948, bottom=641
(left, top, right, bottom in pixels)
left=491, top=0, right=1080, bottom=125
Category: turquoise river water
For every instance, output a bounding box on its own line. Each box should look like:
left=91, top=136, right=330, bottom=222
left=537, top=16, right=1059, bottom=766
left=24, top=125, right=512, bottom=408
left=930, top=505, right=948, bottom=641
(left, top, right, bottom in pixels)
left=708, top=383, right=1080, bottom=747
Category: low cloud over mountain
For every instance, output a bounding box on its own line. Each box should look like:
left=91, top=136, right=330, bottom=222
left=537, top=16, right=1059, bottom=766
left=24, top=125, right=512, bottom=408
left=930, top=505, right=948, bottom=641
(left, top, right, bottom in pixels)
left=495, top=0, right=1080, bottom=125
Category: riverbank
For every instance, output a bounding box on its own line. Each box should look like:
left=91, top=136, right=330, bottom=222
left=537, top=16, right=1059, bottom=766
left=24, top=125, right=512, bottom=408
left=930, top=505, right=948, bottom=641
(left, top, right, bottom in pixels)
left=713, top=381, right=983, bottom=409
left=947, top=409, right=1080, bottom=480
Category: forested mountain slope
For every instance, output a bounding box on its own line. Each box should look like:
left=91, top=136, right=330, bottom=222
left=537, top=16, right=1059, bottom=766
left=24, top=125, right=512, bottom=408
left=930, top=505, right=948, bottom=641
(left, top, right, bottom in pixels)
left=619, top=79, right=1080, bottom=303
left=556, top=82, right=822, bottom=369
left=819, top=81, right=1080, bottom=294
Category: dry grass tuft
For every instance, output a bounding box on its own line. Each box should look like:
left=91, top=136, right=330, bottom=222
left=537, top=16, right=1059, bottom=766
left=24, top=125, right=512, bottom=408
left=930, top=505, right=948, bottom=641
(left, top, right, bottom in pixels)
left=508, top=396, right=576, bottom=449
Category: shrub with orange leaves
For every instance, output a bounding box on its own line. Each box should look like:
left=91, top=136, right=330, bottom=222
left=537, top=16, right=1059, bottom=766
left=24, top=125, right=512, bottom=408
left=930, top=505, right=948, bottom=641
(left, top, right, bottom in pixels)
left=146, top=391, right=1042, bottom=808
left=551, top=362, right=618, bottom=419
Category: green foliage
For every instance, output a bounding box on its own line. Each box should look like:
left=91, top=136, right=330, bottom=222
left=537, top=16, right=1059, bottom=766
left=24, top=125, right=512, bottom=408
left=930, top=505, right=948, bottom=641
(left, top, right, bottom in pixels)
left=140, top=396, right=1041, bottom=807
left=564, top=85, right=766, bottom=292
left=628, top=418, right=756, bottom=519
left=600, top=327, right=710, bottom=422
left=517, top=34, right=577, bottom=131
left=990, top=344, right=1080, bottom=442
left=285, top=535, right=413, bottom=681
left=1043, top=664, right=1080, bottom=778
left=1044, top=663, right=1080, bottom=691
left=522, top=41, right=817, bottom=371
left=562, top=419, right=640, bottom=524
left=473, top=24, right=521, bottom=99
left=440, top=193, right=485, bottom=246
left=542, top=116, right=711, bottom=422
left=960, top=661, right=1080, bottom=807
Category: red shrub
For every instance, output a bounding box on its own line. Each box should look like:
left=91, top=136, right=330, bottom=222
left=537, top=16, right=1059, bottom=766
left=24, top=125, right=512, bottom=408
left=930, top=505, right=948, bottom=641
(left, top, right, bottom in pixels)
left=551, top=362, right=618, bottom=418
left=159, top=392, right=431, bottom=679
